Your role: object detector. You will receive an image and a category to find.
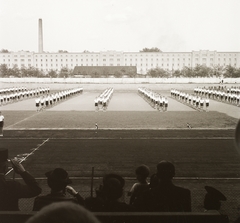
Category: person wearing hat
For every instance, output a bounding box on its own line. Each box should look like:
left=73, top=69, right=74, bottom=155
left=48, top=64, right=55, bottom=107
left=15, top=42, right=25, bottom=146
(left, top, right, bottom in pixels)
left=33, top=168, right=84, bottom=211
left=204, top=186, right=227, bottom=212
left=133, top=160, right=191, bottom=212
left=0, top=148, right=42, bottom=211
left=85, top=173, right=133, bottom=212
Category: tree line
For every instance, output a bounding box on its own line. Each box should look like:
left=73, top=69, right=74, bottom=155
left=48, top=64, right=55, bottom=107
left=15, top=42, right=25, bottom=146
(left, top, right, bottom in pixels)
left=0, top=64, right=240, bottom=78
left=147, top=64, right=240, bottom=78
left=0, top=64, right=73, bottom=78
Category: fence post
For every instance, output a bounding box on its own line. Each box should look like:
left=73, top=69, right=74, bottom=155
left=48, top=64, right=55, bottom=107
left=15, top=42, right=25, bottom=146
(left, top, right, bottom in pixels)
left=91, top=167, right=94, bottom=197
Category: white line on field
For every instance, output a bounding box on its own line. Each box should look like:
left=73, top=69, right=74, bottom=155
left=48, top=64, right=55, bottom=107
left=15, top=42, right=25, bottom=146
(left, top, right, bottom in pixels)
left=5, top=138, right=49, bottom=176
left=5, top=112, right=41, bottom=129
left=4, top=127, right=236, bottom=130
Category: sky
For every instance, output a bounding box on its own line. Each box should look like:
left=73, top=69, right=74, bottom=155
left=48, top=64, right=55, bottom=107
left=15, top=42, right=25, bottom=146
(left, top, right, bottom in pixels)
left=0, top=0, right=239, bottom=53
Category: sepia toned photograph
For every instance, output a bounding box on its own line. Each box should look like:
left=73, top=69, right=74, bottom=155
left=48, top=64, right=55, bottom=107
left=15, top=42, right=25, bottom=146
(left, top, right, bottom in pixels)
left=0, top=0, right=239, bottom=222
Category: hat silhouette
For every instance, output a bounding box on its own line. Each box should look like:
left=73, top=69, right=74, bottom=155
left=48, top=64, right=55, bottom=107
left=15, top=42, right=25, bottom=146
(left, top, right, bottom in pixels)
left=46, top=168, right=72, bottom=190
left=204, top=186, right=226, bottom=210
left=102, top=173, right=125, bottom=200
left=103, top=173, right=125, bottom=188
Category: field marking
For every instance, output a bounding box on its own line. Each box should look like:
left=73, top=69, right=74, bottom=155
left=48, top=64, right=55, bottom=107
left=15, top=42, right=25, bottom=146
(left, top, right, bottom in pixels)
left=5, top=112, right=41, bottom=129
left=5, top=127, right=236, bottom=130
left=5, top=138, right=49, bottom=176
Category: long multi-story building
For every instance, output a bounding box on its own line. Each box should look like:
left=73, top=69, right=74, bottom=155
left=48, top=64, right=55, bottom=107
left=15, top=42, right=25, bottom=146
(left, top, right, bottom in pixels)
left=0, top=50, right=239, bottom=75
left=1, top=19, right=239, bottom=75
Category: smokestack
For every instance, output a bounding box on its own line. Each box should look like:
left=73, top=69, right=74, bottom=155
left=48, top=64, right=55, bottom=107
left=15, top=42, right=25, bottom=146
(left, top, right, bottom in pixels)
left=38, top=18, right=43, bottom=53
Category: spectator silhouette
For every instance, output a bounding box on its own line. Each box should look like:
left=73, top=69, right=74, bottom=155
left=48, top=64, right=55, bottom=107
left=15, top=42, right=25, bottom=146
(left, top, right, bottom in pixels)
left=0, top=148, right=42, bottom=211
left=204, top=186, right=227, bottom=212
left=133, top=160, right=191, bottom=212
left=27, top=202, right=100, bottom=223
left=33, top=168, right=84, bottom=211
left=85, top=173, right=133, bottom=212
left=128, top=164, right=150, bottom=205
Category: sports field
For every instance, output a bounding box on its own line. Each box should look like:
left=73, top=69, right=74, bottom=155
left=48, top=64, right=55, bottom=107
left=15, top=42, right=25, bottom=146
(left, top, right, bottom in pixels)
left=0, top=83, right=240, bottom=220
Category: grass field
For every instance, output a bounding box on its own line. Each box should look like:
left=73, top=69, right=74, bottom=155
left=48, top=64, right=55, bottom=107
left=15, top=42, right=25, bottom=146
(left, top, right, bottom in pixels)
left=0, top=83, right=240, bottom=221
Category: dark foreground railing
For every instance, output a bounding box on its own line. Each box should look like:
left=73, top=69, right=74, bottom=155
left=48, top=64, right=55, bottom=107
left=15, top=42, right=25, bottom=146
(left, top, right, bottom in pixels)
left=0, top=211, right=229, bottom=223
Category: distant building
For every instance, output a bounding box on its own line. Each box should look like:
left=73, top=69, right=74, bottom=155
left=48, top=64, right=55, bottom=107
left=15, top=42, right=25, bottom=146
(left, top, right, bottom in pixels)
left=1, top=18, right=239, bottom=75
left=0, top=50, right=239, bottom=75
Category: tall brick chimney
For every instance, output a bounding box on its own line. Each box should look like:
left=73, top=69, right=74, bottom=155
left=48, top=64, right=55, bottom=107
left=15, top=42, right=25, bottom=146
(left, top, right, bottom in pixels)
left=38, top=18, right=43, bottom=53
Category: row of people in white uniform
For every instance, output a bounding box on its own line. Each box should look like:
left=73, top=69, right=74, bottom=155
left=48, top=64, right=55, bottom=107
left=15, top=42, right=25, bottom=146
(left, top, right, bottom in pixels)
left=94, top=88, right=114, bottom=111
left=194, top=86, right=240, bottom=106
left=0, top=87, right=50, bottom=106
left=35, top=87, right=83, bottom=111
left=194, top=85, right=240, bottom=94
left=138, top=87, right=168, bottom=111
left=0, top=86, right=27, bottom=94
left=171, top=89, right=209, bottom=111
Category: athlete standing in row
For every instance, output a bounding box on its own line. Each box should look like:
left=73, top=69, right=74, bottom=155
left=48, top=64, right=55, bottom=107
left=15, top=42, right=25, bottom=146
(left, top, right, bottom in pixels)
left=0, top=111, right=4, bottom=136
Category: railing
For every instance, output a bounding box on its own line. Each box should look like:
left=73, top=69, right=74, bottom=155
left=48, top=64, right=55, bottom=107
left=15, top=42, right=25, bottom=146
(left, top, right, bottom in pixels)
left=0, top=211, right=229, bottom=223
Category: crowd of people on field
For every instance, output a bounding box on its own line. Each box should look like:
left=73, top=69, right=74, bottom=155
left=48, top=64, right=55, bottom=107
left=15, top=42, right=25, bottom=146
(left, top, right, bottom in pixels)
left=94, top=88, right=114, bottom=111
left=171, top=89, right=209, bottom=111
left=194, top=86, right=240, bottom=107
left=35, top=87, right=83, bottom=112
left=0, top=146, right=233, bottom=222
left=138, top=87, right=168, bottom=111
left=0, top=86, right=50, bottom=106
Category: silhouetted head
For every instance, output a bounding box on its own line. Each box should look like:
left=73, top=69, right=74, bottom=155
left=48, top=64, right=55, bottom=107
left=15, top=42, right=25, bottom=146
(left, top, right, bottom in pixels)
left=45, top=168, right=72, bottom=191
left=204, top=186, right=227, bottom=210
left=135, top=164, right=150, bottom=181
left=26, top=202, right=100, bottom=223
left=101, top=173, right=125, bottom=200
left=157, top=160, right=175, bottom=180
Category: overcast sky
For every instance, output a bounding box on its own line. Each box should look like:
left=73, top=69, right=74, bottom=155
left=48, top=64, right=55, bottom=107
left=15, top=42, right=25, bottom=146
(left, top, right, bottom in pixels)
left=0, top=0, right=239, bottom=53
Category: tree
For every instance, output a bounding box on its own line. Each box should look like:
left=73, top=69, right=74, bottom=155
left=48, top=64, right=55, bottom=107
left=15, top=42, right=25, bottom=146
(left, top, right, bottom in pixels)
left=59, top=67, right=70, bottom=78
left=26, top=66, right=39, bottom=77
left=11, top=65, right=20, bottom=77
left=0, top=64, right=8, bottom=77
left=20, top=66, right=28, bottom=77
left=48, top=70, right=58, bottom=78
left=140, top=47, right=162, bottom=52
left=147, top=68, right=168, bottom=77
left=223, top=65, right=236, bottom=78
left=172, top=69, right=182, bottom=77
left=1, top=49, right=9, bottom=53
left=181, top=66, right=193, bottom=77
left=234, top=68, right=240, bottom=78
left=128, top=71, right=137, bottom=78
left=193, top=65, right=211, bottom=77
left=113, top=71, right=122, bottom=78
left=211, top=65, right=224, bottom=78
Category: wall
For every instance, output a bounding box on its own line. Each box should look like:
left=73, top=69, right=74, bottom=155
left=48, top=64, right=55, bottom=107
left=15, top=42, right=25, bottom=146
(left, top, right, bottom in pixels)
left=0, top=77, right=239, bottom=84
